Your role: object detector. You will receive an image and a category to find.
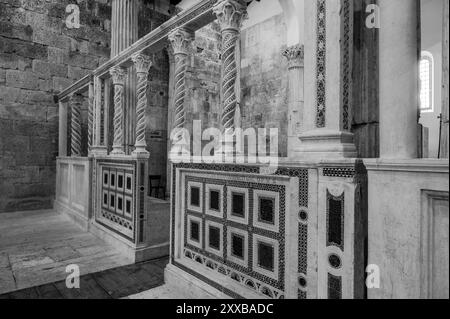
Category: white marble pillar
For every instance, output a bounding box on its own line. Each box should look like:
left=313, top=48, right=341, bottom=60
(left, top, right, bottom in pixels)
left=379, top=0, right=419, bottom=159
left=110, top=66, right=127, bottom=155
left=111, top=0, right=138, bottom=57
left=111, top=0, right=138, bottom=155
left=283, top=44, right=304, bottom=158
left=213, top=0, right=247, bottom=156
left=58, top=101, right=68, bottom=157
left=296, top=0, right=357, bottom=159
left=131, top=53, right=152, bottom=154
left=70, top=93, right=84, bottom=157
left=168, top=27, right=194, bottom=158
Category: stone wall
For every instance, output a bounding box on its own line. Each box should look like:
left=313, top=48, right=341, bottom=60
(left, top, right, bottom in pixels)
left=0, top=0, right=112, bottom=213
left=169, top=13, right=289, bottom=159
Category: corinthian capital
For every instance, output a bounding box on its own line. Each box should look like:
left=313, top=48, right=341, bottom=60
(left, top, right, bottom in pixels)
left=213, top=0, right=248, bottom=32
left=283, top=44, right=304, bottom=69
left=168, top=27, right=194, bottom=55
left=110, top=66, right=126, bottom=85
left=132, top=52, right=152, bottom=74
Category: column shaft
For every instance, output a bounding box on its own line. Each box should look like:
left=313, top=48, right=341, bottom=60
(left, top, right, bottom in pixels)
left=283, top=44, right=304, bottom=158
left=58, top=101, right=68, bottom=157
left=88, top=81, right=94, bottom=153
left=110, top=66, right=126, bottom=155
left=379, top=0, right=419, bottom=159
left=70, top=94, right=83, bottom=157
left=132, top=53, right=152, bottom=154
left=168, top=28, right=194, bottom=157
left=213, top=0, right=247, bottom=156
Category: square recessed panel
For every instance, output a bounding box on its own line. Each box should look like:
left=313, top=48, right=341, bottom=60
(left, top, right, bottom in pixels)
left=227, top=227, right=248, bottom=268
left=125, top=173, right=133, bottom=194
left=205, top=220, right=223, bottom=257
left=259, top=197, right=275, bottom=224
left=110, top=171, right=116, bottom=189
left=191, top=187, right=200, bottom=207
left=103, top=170, right=109, bottom=187
left=227, top=187, right=249, bottom=224
left=253, top=189, right=279, bottom=232
left=209, top=226, right=220, bottom=250
left=205, top=184, right=224, bottom=218
left=125, top=196, right=132, bottom=217
left=232, top=234, right=244, bottom=259
left=109, top=192, right=116, bottom=211
left=191, top=221, right=200, bottom=242
left=102, top=190, right=109, bottom=208
left=117, top=172, right=124, bottom=191
left=232, top=193, right=245, bottom=217
left=257, top=241, right=274, bottom=272
left=210, top=190, right=220, bottom=211
left=187, top=215, right=202, bottom=249
left=187, top=181, right=203, bottom=213
left=252, top=234, right=279, bottom=280
left=117, top=194, right=124, bottom=214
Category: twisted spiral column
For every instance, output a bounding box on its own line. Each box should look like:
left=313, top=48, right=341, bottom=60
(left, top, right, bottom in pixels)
left=168, top=28, right=194, bottom=156
left=131, top=53, right=152, bottom=154
left=213, top=0, right=247, bottom=156
left=88, top=82, right=94, bottom=151
left=110, top=66, right=126, bottom=155
left=70, top=94, right=84, bottom=157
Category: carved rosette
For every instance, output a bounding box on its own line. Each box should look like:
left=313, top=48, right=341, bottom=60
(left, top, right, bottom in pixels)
left=110, top=66, right=126, bottom=154
left=131, top=53, right=152, bottom=153
left=213, top=0, right=247, bottom=134
left=283, top=44, right=304, bottom=69
left=168, top=28, right=194, bottom=147
left=70, top=94, right=84, bottom=157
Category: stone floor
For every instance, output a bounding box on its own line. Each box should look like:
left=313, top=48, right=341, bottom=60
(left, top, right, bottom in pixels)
left=0, top=209, right=132, bottom=295
left=0, top=257, right=168, bottom=299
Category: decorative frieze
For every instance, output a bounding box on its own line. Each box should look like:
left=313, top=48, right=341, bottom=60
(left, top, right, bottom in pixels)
left=70, top=93, right=84, bottom=157
left=110, top=66, right=126, bottom=155
left=131, top=53, right=152, bottom=154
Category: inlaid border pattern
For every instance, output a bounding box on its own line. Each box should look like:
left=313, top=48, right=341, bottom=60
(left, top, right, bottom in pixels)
left=316, top=0, right=327, bottom=128
left=323, top=167, right=355, bottom=178
left=341, top=0, right=352, bottom=130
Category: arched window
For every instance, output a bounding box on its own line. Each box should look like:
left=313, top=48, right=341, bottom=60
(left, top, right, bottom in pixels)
left=419, top=51, right=434, bottom=112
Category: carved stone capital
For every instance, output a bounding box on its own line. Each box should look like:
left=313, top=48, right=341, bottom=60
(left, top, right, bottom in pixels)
left=168, top=27, right=194, bottom=56
left=110, top=66, right=126, bottom=85
left=213, top=0, right=248, bottom=32
left=283, top=44, right=304, bottom=69
left=132, top=52, right=152, bottom=74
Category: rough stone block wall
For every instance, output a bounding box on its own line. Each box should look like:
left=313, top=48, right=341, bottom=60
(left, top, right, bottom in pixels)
left=0, top=0, right=111, bottom=213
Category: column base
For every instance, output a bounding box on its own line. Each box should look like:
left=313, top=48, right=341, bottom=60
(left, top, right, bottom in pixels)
left=90, top=146, right=108, bottom=156
left=293, top=129, right=357, bottom=160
